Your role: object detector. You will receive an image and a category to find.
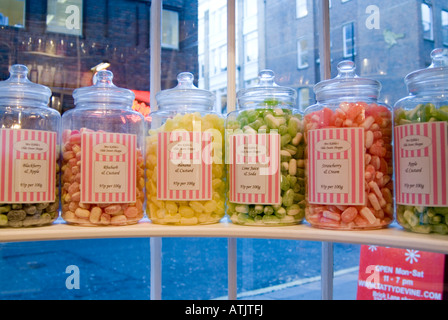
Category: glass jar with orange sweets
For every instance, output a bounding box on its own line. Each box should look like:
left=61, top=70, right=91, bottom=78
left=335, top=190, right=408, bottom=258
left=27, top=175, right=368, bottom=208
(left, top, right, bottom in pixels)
left=303, top=61, right=393, bottom=230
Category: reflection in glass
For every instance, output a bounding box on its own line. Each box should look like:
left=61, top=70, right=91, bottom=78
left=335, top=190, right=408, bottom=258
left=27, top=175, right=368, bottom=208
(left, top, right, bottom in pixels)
left=0, top=0, right=25, bottom=28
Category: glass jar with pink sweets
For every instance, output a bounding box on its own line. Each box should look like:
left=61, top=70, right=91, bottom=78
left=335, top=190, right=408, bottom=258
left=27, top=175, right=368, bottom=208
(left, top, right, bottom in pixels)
left=303, top=61, right=393, bottom=230
left=61, top=70, right=145, bottom=226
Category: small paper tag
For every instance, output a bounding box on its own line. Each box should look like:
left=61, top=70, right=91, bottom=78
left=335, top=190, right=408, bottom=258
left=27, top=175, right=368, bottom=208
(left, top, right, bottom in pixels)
left=81, top=131, right=137, bottom=204
left=157, top=131, right=212, bottom=201
left=0, top=129, right=57, bottom=203
left=228, top=133, right=281, bottom=205
left=308, top=127, right=365, bottom=205
left=394, top=122, right=448, bottom=207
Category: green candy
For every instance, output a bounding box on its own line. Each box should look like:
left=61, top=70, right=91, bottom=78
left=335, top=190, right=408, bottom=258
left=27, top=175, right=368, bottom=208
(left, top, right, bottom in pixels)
left=227, top=106, right=305, bottom=226
left=0, top=214, right=7, bottom=226
left=395, top=102, right=448, bottom=235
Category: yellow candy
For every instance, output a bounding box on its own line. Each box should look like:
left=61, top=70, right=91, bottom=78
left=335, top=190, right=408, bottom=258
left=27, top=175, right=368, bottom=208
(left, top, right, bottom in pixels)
left=145, top=113, right=226, bottom=225
left=189, top=201, right=205, bottom=213
left=156, top=208, right=166, bottom=219
left=179, top=206, right=195, bottom=218
left=165, top=201, right=178, bottom=214
left=181, top=217, right=198, bottom=225
left=204, top=200, right=217, bottom=213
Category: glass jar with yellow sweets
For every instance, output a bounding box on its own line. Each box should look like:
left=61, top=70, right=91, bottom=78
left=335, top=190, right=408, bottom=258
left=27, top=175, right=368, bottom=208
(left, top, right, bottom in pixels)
left=145, top=72, right=225, bottom=225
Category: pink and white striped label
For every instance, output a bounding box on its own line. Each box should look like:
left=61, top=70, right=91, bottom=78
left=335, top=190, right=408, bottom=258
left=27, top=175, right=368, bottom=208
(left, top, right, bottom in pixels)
left=157, top=131, right=212, bottom=201
left=0, top=129, right=57, bottom=203
left=394, top=122, right=448, bottom=207
left=308, top=127, right=365, bottom=205
left=229, top=133, right=281, bottom=205
left=81, top=132, right=137, bottom=204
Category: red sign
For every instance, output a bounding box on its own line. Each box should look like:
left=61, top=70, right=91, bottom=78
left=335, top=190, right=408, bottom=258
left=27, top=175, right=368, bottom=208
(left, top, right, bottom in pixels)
left=357, top=245, right=446, bottom=300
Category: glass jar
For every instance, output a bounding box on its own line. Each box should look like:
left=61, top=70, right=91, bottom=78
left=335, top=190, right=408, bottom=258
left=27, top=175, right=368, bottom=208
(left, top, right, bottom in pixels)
left=0, top=64, right=60, bottom=228
left=61, top=70, right=145, bottom=226
left=394, top=48, right=448, bottom=235
left=146, top=72, right=225, bottom=225
left=226, top=70, right=305, bottom=226
left=304, top=61, right=393, bottom=230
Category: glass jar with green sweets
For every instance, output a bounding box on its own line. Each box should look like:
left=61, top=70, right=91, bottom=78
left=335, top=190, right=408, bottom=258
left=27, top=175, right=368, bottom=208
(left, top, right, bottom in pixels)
left=394, top=48, right=448, bottom=235
left=0, top=65, right=61, bottom=228
left=226, top=70, right=305, bottom=226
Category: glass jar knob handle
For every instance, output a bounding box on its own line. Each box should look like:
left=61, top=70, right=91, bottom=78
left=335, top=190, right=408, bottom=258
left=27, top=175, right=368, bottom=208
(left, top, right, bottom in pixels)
left=177, top=72, right=195, bottom=88
left=336, top=60, right=357, bottom=79
left=430, top=48, right=448, bottom=68
left=258, top=70, right=276, bottom=86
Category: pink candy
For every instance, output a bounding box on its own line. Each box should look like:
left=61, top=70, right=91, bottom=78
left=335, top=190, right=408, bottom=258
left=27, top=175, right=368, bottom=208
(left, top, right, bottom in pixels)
left=61, top=129, right=145, bottom=226
left=304, top=102, right=394, bottom=230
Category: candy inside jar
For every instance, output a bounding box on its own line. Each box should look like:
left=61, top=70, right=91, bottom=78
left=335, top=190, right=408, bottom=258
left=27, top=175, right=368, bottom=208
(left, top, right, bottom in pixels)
left=226, top=70, right=305, bottom=226
left=145, top=72, right=226, bottom=225
left=393, top=48, right=448, bottom=235
left=304, top=61, right=394, bottom=230
left=61, top=70, right=145, bottom=226
left=0, top=65, right=61, bottom=228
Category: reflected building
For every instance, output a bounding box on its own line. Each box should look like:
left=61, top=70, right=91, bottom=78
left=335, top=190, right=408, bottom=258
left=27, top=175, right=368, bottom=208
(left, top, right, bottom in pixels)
left=199, top=0, right=448, bottom=112
left=0, top=0, right=198, bottom=113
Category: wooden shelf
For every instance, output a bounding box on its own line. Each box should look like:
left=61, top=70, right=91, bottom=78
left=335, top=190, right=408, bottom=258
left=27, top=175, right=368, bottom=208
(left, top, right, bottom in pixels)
left=1, top=219, right=447, bottom=254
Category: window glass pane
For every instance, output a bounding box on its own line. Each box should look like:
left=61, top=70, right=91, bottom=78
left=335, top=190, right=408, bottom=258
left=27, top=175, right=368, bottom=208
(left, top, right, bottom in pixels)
left=162, top=9, right=179, bottom=49
left=296, top=0, right=308, bottom=19
left=442, top=10, right=448, bottom=45
left=0, top=239, right=151, bottom=299
left=161, top=238, right=228, bottom=299
left=297, top=38, right=309, bottom=69
left=422, top=3, right=433, bottom=40
left=343, top=22, right=355, bottom=58
left=0, top=0, right=198, bottom=299
left=2, top=0, right=448, bottom=302
left=245, top=0, right=257, bottom=17
left=198, top=0, right=227, bottom=113
left=0, top=0, right=25, bottom=28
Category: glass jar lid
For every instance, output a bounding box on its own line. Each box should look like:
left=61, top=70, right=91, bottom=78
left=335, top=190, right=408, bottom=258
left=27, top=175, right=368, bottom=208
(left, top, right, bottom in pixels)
left=236, top=70, right=297, bottom=108
left=313, top=61, right=381, bottom=102
left=405, top=48, right=448, bottom=94
left=73, top=70, right=135, bottom=107
left=0, top=64, right=52, bottom=107
left=155, top=72, right=215, bottom=109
